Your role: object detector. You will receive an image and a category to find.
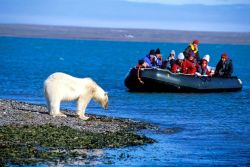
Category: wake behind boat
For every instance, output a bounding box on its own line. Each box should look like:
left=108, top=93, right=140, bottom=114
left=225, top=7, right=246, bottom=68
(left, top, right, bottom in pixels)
left=124, top=68, right=242, bottom=92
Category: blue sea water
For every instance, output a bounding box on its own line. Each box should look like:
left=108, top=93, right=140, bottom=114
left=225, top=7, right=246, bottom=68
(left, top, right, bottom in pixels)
left=0, top=37, right=250, bottom=166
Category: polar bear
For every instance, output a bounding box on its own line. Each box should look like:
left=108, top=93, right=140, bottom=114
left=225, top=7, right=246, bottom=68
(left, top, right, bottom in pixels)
left=44, top=72, right=108, bottom=120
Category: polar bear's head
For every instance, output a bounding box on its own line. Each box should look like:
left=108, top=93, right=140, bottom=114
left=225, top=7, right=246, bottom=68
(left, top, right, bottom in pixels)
left=93, top=84, right=108, bottom=110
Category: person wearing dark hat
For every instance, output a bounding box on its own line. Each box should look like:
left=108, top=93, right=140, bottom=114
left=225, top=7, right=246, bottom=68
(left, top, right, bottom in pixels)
left=155, top=48, right=163, bottom=67
left=183, top=39, right=201, bottom=63
left=144, top=49, right=157, bottom=67
left=215, top=53, right=233, bottom=77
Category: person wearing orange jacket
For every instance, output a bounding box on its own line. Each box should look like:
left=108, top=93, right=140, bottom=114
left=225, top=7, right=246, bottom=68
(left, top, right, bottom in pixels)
left=171, top=53, right=196, bottom=75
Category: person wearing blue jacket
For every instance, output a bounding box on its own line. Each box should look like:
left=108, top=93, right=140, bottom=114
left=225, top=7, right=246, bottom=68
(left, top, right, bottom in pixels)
left=215, top=53, right=233, bottom=77
left=144, top=49, right=161, bottom=68
left=155, top=48, right=163, bottom=67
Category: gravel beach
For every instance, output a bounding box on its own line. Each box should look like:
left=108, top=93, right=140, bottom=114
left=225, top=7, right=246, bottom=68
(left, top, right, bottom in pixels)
left=0, top=99, right=158, bottom=132
left=0, top=99, right=157, bottom=165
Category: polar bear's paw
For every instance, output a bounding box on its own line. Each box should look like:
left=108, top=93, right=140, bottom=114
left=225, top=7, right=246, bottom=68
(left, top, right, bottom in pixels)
left=50, top=112, right=67, bottom=117
left=79, top=115, right=89, bottom=120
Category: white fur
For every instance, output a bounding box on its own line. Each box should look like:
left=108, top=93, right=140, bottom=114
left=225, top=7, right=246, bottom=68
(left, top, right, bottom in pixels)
left=44, top=72, right=108, bottom=120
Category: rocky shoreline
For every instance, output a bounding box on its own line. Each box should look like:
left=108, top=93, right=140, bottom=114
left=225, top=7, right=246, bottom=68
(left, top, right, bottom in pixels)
left=0, top=99, right=158, bottom=165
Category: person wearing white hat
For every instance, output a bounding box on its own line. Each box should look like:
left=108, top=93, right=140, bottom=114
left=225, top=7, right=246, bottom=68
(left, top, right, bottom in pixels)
left=199, top=54, right=213, bottom=76
left=170, top=50, right=175, bottom=55
left=161, top=50, right=176, bottom=70
left=202, top=54, right=210, bottom=62
left=177, top=52, right=185, bottom=60
left=171, top=52, right=196, bottom=75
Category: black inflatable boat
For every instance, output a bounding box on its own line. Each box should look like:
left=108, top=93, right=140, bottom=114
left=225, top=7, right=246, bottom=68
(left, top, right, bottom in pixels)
left=124, top=68, right=242, bottom=92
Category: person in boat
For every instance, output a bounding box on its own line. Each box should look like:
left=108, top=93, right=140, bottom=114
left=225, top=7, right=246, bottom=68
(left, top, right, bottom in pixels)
left=136, top=59, right=147, bottom=68
left=136, top=59, right=146, bottom=84
left=144, top=49, right=157, bottom=67
left=183, top=39, right=201, bottom=63
left=171, top=52, right=196, bottom=75
left=155, top=48, right=163, bottom=67
left=198, top=54, right=213, bottom=76
left=214, top=53, right=233, bottom=77
left=161, top=50, right=175, bottom=70
left=187, top=52, right=200, bottom=72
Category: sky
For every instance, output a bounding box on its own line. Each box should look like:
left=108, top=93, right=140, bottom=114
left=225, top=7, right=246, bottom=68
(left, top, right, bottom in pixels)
left=0, top=0, right=250, bottom=32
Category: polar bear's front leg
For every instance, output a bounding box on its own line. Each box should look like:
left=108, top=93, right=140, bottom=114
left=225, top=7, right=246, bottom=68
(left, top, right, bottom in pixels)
left=49, top=100, right=67, bottom=117
left=76, top=96, right=91, bottom=120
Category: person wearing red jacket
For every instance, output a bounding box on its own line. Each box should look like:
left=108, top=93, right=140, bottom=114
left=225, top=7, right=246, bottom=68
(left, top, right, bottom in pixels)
left=187, top=52, right=201, bottom=72
left=171, top=53, right=196, bottom=75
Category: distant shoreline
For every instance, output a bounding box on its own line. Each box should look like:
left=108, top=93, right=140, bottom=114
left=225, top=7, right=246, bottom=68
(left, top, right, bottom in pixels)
left=0, top=24, right=250, bottom=44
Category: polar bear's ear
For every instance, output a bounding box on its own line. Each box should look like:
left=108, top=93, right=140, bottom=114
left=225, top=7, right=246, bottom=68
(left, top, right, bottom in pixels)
left=104, top=92, right=108, bottom=96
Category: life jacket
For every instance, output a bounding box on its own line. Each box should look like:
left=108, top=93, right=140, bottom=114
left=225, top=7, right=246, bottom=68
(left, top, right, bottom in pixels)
left=189, top=43, right=198, bottom=54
